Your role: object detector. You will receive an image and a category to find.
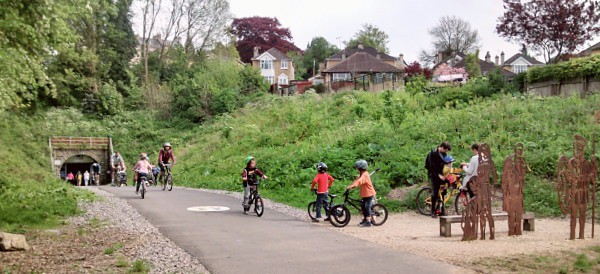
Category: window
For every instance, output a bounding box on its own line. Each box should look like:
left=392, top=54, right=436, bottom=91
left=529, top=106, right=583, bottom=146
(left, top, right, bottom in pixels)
left=264, top=76, right=274, bottom=84
left=332, top=73, right=351, bottom=81
left=281, top=60, right=288, bottom=69
left=514, top=65, right=527, bottom=74
left=260, top=60, right=273, bottom=70
left=278, top=75, right=288, bottom=85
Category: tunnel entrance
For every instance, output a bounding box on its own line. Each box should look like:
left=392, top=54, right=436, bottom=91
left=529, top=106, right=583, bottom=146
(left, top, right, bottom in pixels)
left=50, top=137, right=113, bottom=185
left=60, top=155, right=97, bottom=185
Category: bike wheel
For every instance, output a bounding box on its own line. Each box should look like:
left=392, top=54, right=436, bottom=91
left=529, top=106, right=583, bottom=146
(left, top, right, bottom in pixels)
left=166, top=174, right=173, bottom=191
left=329, top=205, right=351, bottom=227
left=370, top=204, right=388, bottom=226
left=416, top=187, right=433, bottom=215
left=162, top=176, right=166, bottom=191
left=307, top=202, right=317, bottom=220
left=254, top=197, right=264, bottom=217
left=454, top=191, right=469, bottom=216
left=141, top=184, right=145, bottom=199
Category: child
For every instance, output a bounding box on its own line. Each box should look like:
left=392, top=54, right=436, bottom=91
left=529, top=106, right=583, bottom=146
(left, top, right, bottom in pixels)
left=442, top=155, right=461, bottom=186
left=242, top=156, right=267, bottom=214
left=310, top=162, right=335, bottom=222
left=346, top=160, right=376, bottom=227
left=133, top=153, right=152, bottom=194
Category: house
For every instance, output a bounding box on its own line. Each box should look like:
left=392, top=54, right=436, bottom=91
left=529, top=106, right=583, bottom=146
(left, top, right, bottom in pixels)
left=321, top=45, right=405, bottom=92
left=251, top=47, right=295, bottom=86
left=501, top=51, right=544, bottom=74
left=578, top=41, right=600, bottom=57
left=132, top=34, right=181, bottom=63
left=433, top=51, right=516, bottom=81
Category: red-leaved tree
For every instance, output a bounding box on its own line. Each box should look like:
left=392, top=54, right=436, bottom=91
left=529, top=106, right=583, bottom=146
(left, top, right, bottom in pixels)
left=230, top=16, right=301, bottom=63
left=496, top=0, right=600, bottom=63
left=404, top=61, right=433, bottom=79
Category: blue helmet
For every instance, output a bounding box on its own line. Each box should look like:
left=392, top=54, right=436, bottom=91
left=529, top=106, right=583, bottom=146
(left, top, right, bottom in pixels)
left=443, top=155, right=455, bottom=163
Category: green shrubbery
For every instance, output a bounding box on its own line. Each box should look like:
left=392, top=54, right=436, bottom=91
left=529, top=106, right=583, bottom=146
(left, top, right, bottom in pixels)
left=527, top=55, right=600, bottom=83
left=176, top=91, right=598, bottom=215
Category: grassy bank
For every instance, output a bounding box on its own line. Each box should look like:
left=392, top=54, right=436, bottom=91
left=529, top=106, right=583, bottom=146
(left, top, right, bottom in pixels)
left=176, top=91, right=599, bottom=215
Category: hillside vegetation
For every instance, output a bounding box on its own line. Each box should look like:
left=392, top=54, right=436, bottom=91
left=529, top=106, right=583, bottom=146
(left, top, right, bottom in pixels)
left=177, top=91, right=599, bottom=215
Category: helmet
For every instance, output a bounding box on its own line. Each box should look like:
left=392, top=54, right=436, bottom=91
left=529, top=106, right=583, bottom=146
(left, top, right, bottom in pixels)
left=140, top=153, right=147, bottom=160
left=354, top=160, right=368, bottom=170
left=245, top=156, right=255, bottom=165
left=443, top=155, right=455, bottom=163
left=163, top=142, right=172, bottom=148
left=316, top=162, right=328, bottom=173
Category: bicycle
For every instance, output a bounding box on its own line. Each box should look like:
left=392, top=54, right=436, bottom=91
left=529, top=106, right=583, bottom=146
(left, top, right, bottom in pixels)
left=415, top=173, right=469, bottom=216
left=160, top=163, right=173, bottom=191
left=138, top=173, right=149, bottom=199
left=307, top=189, right=338, bottom=221
left=115, top=167, right=127, bottom=187
left=245, top=180, right=264, bottom=217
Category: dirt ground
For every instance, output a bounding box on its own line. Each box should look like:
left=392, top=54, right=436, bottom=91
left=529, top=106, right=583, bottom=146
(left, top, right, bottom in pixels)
left=0, top=222, right=138, bottom=273
left=327, top=211, right=600, bottom=269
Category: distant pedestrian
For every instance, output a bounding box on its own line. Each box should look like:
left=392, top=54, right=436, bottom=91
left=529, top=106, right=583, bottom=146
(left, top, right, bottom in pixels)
left=67, top=172, right=75, bottom=185
left=60, top=170, right=66, bottom=181
left=76, top=171, right=82, bottom=186
left=84, top=170, right=90, bottom=186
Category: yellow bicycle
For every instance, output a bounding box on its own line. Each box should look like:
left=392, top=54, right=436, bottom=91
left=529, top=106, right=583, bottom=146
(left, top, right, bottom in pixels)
left=416, top=174, right=469, bottom=216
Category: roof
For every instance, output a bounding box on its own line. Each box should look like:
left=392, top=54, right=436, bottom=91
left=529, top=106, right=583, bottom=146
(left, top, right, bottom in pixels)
left=453, top=59, right=516, bottom=77
left=322, top=52, right=402, bottom=73
left=433, top=52, right=467, bottom=70
left=251, top=47, right=292, bottom=61
left=327, top=46, right=396, bottom=61
left=579, top=41, right=600, bottom=56
left=503, top=53, right=544, bottom=65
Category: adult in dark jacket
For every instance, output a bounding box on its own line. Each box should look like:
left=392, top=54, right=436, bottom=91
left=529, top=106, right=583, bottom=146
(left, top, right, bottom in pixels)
left=425, top=141, right=452, bottom=218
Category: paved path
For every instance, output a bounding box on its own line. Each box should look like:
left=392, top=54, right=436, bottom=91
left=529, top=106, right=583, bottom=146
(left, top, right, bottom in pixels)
left=102, top=186, right=460, bottom=274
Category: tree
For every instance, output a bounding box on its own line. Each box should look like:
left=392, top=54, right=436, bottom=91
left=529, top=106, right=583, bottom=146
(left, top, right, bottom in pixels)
left=419, top=16, right=480, bottom=65
left=230, top=16, right=300, bottom=63
left=496, top=0, right=600, bottom=64
left=346, top=23, right=390, bottom=53
left=465, top=50, right=482, bottom=78
left=404, top=61, right=432, bottom=79
left=301, top=37, right=339, bottom=78
left=101, top=0, right=137, bottom=91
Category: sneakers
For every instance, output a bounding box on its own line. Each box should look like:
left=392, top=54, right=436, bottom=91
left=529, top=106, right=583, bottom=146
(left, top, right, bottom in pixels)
left=312, top=218, right=320, bottom=223
left=359, top=221, right=372, bottom=227
left=431, top=212, right=438, bottom=218
left=324, top=217, right=331, bottom=222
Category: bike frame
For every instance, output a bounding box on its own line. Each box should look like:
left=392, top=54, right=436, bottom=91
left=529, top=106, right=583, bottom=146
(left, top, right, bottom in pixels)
left=312, top=190, right=336, bottom=212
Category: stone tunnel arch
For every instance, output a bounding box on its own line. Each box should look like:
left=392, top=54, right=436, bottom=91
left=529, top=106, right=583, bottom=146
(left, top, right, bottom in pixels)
left=50, top=137, right=113, bottom=185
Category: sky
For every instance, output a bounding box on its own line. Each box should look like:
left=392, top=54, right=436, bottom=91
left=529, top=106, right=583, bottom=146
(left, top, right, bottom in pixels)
left=131, top=0, right=600, bottom=64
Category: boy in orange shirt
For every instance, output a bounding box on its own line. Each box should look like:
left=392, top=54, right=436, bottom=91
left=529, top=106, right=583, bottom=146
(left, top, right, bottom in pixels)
left=347, top=159, right=376, bottom=227
left=310, top=162, right=335, bottom=222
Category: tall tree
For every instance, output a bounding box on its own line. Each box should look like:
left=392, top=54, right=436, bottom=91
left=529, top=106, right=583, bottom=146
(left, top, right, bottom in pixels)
left=346, top=23, right=390, bottom=54
left=419, top=16, right=480, bottom=65
left=101, top=0, right=137, bottom=89
left=301, top=37, right=339, bottom=78
left=230, top=16, right=300, bottom=63
left=496, top=0, right=600, bottom=63
left=465, top=50, right=482, bottom=78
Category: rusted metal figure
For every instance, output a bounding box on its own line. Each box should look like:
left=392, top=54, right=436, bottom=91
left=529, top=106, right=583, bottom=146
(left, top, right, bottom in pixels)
left=502, top=143, right=527, bottom=236
left=557, top=135, right=597, bottom=240
left=462, top=143, right=497, bottom=241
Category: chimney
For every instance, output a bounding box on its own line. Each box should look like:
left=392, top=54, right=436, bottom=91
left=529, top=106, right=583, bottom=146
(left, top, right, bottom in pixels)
left=485, top=51, right=491, bottom=63
left=398, top=54, right=405, bottom=68
left=495, top=55, right=499, bottom=66
left=501, top=51, right=505, bottom=65
left=437, top=52, right=443, bottom=64
left=376, top=53, right=381, bottom=59
left=253, top=46, right=260, bottom=58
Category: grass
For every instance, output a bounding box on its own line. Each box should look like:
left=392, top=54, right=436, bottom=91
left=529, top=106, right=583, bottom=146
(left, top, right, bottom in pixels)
left=116, top=259, right=129, bottom=268
left=103, top=243, right=124, bottom=255
left=127, top=260, right=150, bottom=274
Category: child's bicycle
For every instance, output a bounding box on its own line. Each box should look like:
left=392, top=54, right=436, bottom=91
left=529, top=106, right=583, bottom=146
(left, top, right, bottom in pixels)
left=139, top=174, right=150, bottom=199
left=415, top=173, right=469, bottom=216
left=307, top=189, right=338, bottom=221
left=244, top=180, right=264, bottom=217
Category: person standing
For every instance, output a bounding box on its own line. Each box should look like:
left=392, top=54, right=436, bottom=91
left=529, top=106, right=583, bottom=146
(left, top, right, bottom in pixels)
left=460, top=143, right=480, bottom=200
left=110, top=151, right=126, bottom=185
left=76, top=171, right=83, bottom=186
left=67, top=172, right=75, bottom=185
left=425, top=141, right=451, bottom=218
left=84, top=170, right=90, bottom=186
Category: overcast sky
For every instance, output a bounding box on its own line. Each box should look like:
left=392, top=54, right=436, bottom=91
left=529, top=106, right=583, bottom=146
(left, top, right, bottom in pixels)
left=132, top=0, right=599, bottom=64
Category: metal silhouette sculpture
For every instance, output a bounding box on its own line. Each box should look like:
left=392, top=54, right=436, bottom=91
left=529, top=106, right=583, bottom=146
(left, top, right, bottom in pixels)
left=502, top=143, right=527, bottom=236
left=557, top=134, right=597, bottom=240
left=462, top=143, right=497, bottom=241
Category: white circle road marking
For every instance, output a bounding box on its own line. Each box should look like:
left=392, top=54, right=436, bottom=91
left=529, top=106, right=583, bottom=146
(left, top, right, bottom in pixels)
left=187, top=206, right=230, bottom=212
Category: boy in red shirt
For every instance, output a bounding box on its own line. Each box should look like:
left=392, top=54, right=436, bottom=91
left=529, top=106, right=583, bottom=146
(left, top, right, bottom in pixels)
left=310, top=162, right=335, bottom=222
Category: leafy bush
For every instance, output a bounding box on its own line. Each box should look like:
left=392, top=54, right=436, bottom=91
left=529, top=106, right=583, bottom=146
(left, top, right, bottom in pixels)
left=527, top=55, right=600, bottom=83
left=405, top=75, right=429, bottom=94
left=97, top=83, right=124, bottom=116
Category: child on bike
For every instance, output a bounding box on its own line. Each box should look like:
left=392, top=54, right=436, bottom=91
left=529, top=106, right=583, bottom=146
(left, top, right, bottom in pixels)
left=310, top=162, right=335, bottom=222
left=346, top=160, right=376, bottom=227
left=242, top=156, right=267, bottom=214
left=133, top=153, right=152, bottom=194
left=442, top=155, right=461, bottom=186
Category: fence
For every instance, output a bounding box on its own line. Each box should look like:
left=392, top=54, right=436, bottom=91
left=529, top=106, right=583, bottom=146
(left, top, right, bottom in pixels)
left=527, top=77, right=600, bottom=97
left=49, top=137, right=111, bottom=149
